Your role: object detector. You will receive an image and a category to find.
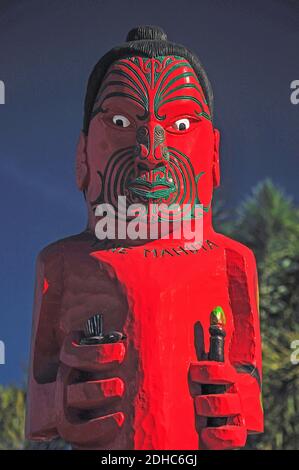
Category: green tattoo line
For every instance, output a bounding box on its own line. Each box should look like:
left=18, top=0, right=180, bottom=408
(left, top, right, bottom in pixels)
left=162, top=83, right=205, bottom=101
left=116, top=61, right=149, bottom=97
left=101, top=69, right=148, bottom=103
left=97, top=79, right=146, bottom=105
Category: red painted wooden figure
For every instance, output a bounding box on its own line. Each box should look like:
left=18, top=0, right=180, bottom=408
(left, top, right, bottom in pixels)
left=26, top=26, right=263, bottom=450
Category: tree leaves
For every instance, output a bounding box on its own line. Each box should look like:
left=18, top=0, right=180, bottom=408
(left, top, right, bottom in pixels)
left=221, top=180, right=299, bottom=450
left=0, top=386, right=25, bottom=450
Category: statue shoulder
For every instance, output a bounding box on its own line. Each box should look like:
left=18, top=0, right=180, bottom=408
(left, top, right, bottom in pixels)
left=37, top=231, right=94, bottom=266
left=213, top=232, right=257, bottom=269
left=35, top=232, right=95, bottom=292
left=37, top=239, right=64, bottom=266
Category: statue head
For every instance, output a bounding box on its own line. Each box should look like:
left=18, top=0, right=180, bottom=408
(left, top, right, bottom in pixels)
left=76, top=26, right=220, bottom=237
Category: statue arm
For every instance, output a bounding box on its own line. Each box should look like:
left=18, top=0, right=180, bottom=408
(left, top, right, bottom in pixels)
left=227, top=246, right=264, bottom=434
left=25, top=245, right=63, bottom=440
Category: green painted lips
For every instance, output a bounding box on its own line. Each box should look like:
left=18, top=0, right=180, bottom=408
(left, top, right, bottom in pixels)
left=128, top=176, right=176, bottom=200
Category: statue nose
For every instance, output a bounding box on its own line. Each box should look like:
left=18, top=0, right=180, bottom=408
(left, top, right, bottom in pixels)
left=135, top=124, right=167, bottom=166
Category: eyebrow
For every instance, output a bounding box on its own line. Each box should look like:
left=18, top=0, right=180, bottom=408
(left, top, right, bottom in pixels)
left=91, top=96, right=149, bottom=123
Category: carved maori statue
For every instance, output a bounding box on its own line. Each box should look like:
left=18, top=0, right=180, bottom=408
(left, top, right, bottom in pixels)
left=26, top=25, right=263, bottom=450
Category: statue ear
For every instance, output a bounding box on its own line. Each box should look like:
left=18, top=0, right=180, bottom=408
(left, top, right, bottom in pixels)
left=76, top=132, right=89, bottom=191
left=212, top=128, right=220, bottom=188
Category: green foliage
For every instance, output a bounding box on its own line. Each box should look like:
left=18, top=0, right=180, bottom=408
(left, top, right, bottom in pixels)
left=228, top=180, right=299, bottom=449
left=0, top=386, right=67, bottom=449
left=232, top=179, right=299, bottom=263
left=0, top=386, right=25, bottom=449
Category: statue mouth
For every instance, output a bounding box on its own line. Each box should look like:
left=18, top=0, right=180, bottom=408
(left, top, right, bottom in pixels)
left=127, top=178, right=176, bottom=200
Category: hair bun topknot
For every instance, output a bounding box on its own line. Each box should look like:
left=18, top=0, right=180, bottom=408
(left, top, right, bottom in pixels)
left=126, top=25, right=168, bottom=42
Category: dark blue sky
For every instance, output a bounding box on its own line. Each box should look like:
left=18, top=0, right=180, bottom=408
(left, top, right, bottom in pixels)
left=0, top=0, right=298, bottom=385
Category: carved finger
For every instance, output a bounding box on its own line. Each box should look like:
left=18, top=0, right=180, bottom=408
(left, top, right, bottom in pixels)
left=60, top=335, right=125, bottom=371
left=199, top=424, right=247, bottom=450
left=59, top=411, right=125, bottom=446
left=67, top=377, right=125, bottom=409
left=189, top=361, right=238, bottom=385
left=195, top=392, right=241, bottom=417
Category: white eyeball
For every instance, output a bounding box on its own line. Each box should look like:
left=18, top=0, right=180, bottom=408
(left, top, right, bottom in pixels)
left=174, top=118, right=190, bottom=131
left=112, top=115, right=131, bottom=128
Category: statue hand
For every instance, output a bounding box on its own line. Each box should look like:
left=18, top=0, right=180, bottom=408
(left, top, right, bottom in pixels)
left=55, top=332, right=126, bottom=448
left=189, top=361, right=247, bottom=450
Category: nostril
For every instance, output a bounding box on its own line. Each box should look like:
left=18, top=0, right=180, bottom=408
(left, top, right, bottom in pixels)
left=137, top=163, right=148, bottom=171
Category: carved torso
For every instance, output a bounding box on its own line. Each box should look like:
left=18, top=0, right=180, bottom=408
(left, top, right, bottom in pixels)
left=28, top=230, right=260, bottom=449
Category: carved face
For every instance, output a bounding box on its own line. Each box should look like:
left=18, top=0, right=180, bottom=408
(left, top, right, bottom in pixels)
left=80, top=56, right=219, bottom=225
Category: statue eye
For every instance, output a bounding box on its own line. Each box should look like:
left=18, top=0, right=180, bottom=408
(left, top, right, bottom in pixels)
left=112, top=115, right=131, bottom=128
left=174, top=118, right=190, bottom=131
